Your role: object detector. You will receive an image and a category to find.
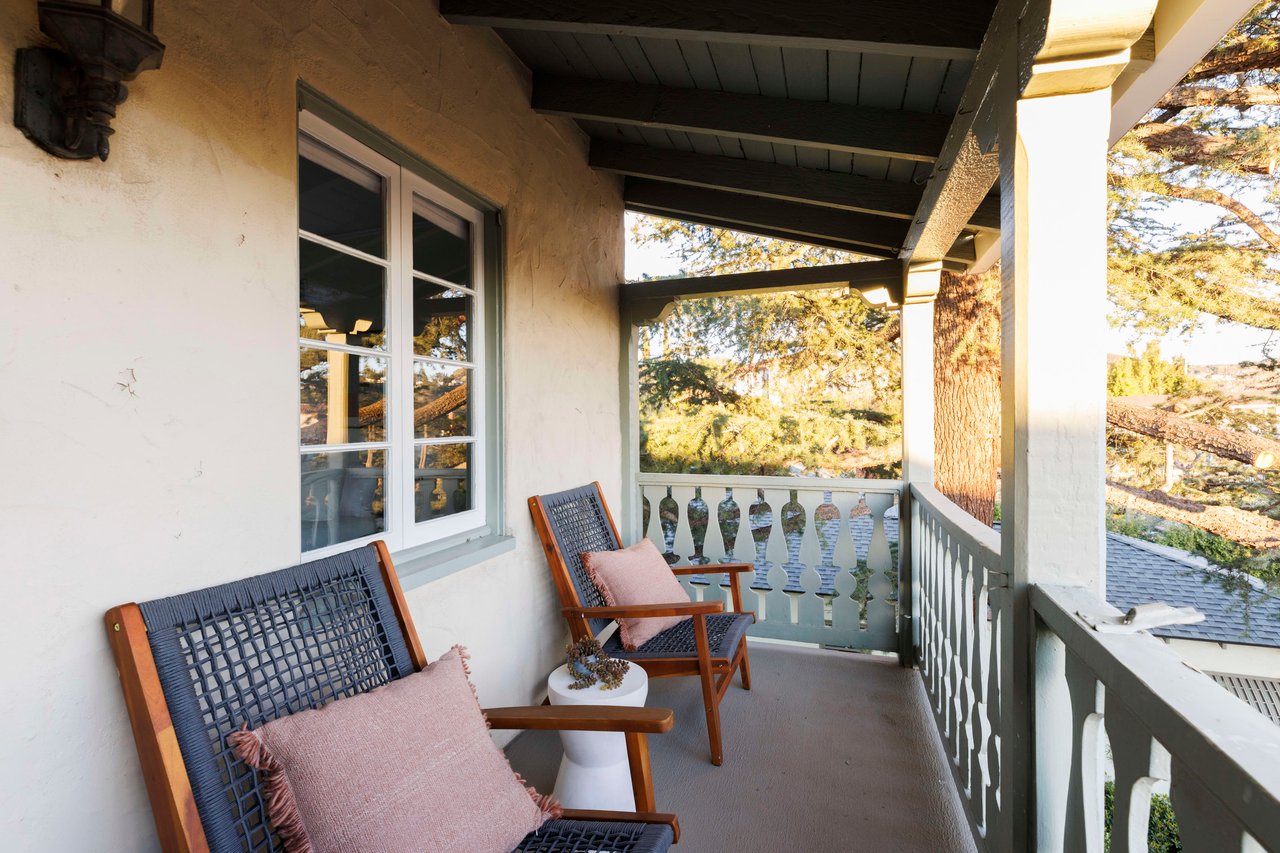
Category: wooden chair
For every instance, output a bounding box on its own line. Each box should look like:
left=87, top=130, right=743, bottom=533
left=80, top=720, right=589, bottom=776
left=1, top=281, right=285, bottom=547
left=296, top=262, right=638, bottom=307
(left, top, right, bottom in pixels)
left=529, top=483, right=756, bottom=766
left=106, top=541, right=680, bottom=852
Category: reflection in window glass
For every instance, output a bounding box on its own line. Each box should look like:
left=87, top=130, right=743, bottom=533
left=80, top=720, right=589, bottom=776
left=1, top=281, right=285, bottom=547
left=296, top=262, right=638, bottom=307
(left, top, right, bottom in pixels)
left=413, top=281, right=469, bottom=360
left=299, top=240, right=387, bottom=349
left=413, top=362, right=469, bottom=438
left=301, top=450, right=385, bottom=550
left=414, top=444, right=470, bottom=522
left=413, top=195, right=470, bottom=286
left=299, top=141, right=386, bottom=258
left=300, top=349, right=387, bottom=445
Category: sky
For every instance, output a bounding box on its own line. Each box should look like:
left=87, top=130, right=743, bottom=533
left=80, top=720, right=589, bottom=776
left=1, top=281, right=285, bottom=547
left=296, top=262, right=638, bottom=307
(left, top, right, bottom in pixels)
left=624, top=213, right=1278, bottom=368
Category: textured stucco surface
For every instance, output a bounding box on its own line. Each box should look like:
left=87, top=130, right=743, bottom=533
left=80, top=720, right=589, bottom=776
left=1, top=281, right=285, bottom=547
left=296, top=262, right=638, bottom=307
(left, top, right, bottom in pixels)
left=0, top=1, right=622, bottom=848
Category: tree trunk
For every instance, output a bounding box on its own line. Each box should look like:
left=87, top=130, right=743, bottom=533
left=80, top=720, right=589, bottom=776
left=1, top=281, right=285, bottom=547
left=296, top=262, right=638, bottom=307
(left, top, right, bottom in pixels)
left=1107, top=399, right=1279, bottom=468
left=933, top=270, right=1001, bottom=526
left=1106, top=482, right=1280, bottom=549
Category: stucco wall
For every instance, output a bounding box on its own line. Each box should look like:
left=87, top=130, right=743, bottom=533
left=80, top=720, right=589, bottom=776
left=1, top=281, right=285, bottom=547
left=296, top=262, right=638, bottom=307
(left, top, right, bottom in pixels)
left=1163, top=637, right=1280, bottom=679
left=0, top=1, right=623, bottom=849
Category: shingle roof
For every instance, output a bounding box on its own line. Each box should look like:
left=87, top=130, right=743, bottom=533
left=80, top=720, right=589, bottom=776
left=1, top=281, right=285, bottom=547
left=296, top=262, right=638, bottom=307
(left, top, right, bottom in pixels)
left=1106, top=533, right=1280, bottom=648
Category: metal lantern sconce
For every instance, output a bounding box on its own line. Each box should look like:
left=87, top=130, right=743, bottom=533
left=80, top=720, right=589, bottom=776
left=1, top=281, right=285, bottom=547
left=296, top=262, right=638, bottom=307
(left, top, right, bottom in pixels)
left=14, top=0, right=165, bottom=161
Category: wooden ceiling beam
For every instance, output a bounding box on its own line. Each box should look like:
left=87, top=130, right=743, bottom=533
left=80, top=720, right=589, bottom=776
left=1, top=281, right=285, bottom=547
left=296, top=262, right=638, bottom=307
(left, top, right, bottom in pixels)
left=592, top=141, right=922, bottom=219
left=440, top=0, right=995, bottom=59
left=625, top=178, right=909, bottom=253
left=594, top=140, right=1002, bottom=233
left=533, top=75, right=950, bottom=162
left=625, top=204, right=898, bottom=260
left=621, top=260, right=904, bottom=303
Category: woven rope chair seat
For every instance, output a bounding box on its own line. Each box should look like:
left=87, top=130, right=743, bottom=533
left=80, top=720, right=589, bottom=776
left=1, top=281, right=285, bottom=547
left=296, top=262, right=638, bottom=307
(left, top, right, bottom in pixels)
left=603, top=612, right=753, bottom=660
left=516, top=820, right=674, bottom=853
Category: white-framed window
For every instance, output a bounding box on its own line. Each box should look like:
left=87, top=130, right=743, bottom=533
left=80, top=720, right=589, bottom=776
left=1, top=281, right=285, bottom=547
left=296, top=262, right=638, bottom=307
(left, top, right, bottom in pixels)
left=297, top=112, right=487, bottom=557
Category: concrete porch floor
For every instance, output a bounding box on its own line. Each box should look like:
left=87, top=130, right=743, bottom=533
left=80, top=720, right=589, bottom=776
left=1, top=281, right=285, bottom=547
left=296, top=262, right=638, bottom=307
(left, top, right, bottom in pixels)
left=506, top=642, right=977, bottom=853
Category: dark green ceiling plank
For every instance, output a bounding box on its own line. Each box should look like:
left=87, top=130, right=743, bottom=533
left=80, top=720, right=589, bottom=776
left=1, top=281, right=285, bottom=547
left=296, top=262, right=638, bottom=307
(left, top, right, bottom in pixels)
left=533, top=75, right=950, bottom=162
left=441, top=0, right=994, bottom=59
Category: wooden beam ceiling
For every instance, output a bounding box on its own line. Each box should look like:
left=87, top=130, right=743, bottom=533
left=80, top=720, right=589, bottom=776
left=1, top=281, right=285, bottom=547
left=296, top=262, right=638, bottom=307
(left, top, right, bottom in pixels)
left=625, top=178, right=909, bottom=253
left=592, top=141, right=922, bottom=219
left=533, top=75, right=950, bottom=162
left=620, top=260, right=904, bottom=303
left=594, top=141, right=1002, bottom=232
left=440, top=1, right=994, bottom=59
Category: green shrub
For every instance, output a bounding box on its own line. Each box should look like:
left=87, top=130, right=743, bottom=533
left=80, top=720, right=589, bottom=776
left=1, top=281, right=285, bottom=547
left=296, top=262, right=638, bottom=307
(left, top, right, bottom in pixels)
left=1103, top=781, right=1182, bottom=852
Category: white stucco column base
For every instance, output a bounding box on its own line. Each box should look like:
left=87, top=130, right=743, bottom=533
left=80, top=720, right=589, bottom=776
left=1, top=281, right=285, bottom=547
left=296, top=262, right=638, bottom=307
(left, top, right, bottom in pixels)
left=547, top=663, right=649, bottom=811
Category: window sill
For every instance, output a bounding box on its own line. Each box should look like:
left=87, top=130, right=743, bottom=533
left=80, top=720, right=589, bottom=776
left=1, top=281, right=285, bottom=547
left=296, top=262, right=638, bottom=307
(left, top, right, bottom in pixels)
left=395, top=532, right=516, bottom=592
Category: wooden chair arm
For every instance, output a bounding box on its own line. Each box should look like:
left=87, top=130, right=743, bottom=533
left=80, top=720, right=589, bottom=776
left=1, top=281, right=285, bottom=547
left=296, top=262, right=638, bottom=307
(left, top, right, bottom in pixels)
left=483, top=705, right=674, bottom=734
left=563, top=601, right=724, bottom=619
left=559, top=809, right=681, bottom=843
left=669, top=563, right=754, bottom=575
left=488, top=706, right=673, bottom=814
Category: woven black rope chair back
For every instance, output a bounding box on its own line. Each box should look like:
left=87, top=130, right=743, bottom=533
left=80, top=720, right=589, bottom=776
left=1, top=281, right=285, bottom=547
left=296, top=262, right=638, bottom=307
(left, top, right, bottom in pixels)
left=535, top=483, right=623, bottom=637
left=136, top=545, right=414, bottom=853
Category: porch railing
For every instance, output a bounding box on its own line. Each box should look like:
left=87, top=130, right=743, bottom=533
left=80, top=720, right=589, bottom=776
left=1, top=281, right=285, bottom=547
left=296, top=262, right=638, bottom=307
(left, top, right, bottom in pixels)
left=1032, top=584, right=1280, bottom=853
left=636, top=473, right=902, bottom=653
left=911, top=483, right=1010, bottom=850
left=911, top=481, right=1280, bottom=852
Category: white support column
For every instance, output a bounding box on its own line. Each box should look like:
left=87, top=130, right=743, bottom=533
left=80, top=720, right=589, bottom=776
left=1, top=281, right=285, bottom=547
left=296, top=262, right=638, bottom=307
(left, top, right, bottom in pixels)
left=898, top=260, right=940, bottom=665
left=997, top=1, right=1156, bottom=843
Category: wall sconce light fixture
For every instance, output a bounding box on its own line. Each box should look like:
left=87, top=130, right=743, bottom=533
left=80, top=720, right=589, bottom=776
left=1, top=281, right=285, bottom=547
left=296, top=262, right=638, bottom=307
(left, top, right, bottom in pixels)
left=14, top=0, right=164, bottom=161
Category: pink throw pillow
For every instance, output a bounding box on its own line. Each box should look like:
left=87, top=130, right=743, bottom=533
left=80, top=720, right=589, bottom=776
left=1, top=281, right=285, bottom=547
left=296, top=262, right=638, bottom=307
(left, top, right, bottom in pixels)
left=582, top=539, right=692, bottom=650
left=230, top=646, right=558, bottom=853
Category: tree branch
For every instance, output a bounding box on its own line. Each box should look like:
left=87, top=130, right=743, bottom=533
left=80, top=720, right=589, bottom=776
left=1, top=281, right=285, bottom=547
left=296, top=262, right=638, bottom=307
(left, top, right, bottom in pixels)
left=1107, top=399, right=1280, bottom=468
left=1158, top=84, right=1280, bottom=109
left=1186, top=37, right=1280, bottom=82
left=1107, top=481, right=1280, bottom=549
left=1130, top=123, right=1275, bottom=175
left=1153, top=180, right=1280, bottom=251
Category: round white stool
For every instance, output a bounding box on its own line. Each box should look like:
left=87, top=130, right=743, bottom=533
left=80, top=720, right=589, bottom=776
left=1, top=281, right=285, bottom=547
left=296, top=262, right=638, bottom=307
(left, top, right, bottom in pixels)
left=546, top=661, right=649, bottom=811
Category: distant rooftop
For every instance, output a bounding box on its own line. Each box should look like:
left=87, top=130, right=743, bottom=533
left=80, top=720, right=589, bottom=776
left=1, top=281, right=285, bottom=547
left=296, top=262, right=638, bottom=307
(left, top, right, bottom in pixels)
left=1106, top=533, right=1280, bottom=648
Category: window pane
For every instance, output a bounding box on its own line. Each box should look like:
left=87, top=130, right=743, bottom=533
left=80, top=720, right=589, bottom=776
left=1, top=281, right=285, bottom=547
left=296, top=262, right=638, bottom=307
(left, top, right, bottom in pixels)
left=413, top=282, right=470, bottom=359
left=414, top=444, right=471, bottom=522
left=301, top=449, right=386, bottom=551
left=299, top=240, right=387, bottom=349
left=412, top=195, right=470, bottom=285
left=413, top=363, right=469, bottom=438
left=300, top=348, right=387, bottom=445
left=299, top=144, right=385, bottom=257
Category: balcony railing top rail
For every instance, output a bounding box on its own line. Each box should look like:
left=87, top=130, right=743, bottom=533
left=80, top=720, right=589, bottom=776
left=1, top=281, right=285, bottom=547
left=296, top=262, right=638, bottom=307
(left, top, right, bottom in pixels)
left=1033, top=583, right=1280, bottom=853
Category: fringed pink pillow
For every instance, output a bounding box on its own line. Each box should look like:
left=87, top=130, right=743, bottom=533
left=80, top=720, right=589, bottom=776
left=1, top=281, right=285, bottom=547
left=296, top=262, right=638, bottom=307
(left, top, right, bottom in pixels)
left=582, top=539, right=692, bottom=650
left=230, top=646, right=558, bottom=853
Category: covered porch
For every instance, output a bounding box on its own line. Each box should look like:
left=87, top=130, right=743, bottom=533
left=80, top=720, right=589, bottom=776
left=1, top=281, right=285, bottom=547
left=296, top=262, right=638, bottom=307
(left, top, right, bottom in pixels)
left=5, top=0, right=1280, bottom=851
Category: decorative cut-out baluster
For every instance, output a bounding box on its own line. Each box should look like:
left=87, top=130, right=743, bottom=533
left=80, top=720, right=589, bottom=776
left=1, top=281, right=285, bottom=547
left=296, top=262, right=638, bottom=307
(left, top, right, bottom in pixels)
left=749, top=490, right=774, bottom=592
left=1171, top=757, right=1252, bottom=852
left=641, top=489, right=651, bottom=540
left=780, top=490, right=806, bottom=592
left=811, top=492, right=841, bottom=628
left=849, top=497, right=875, bottom=630
left=832, top=560, right=858, bottom=639
left=718, top=489, right=741, bottom=563
left=658, top=487, right=679, bottom=566
left=790, top=490, right=823, bottom=628
left=1105, top=704, right=1170, bottom=853
left=766, top=558, right=792, bottom=628
left=687, top=487, right=710, bottom=566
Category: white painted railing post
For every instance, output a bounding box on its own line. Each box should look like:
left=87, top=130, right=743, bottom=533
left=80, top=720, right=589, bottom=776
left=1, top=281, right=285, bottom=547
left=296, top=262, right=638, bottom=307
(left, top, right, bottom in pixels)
left=899, top=261, right=940, bottom=667
left=995, top=3, right=1157, bottom=847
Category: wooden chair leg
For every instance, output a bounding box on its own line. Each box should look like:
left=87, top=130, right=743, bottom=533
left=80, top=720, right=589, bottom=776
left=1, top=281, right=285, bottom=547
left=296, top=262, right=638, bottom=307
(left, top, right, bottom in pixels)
left=738, top=636, right=752, bottom=690
left=694, top=614, right=724, bottom=765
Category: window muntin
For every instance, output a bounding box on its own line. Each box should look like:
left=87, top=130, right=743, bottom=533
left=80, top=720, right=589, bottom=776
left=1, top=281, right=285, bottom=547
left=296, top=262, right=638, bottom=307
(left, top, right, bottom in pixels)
left=297, top=116, right=486, bottom=557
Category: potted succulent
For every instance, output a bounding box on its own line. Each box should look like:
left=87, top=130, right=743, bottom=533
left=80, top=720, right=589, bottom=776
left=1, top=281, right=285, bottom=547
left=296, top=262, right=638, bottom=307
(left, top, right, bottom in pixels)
left=565, top=637, right=630, bottom=690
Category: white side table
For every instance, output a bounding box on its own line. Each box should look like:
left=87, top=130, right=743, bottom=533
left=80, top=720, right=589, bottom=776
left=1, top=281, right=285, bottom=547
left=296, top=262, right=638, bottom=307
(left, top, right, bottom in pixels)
left=546, top=662, right=649, bottom=811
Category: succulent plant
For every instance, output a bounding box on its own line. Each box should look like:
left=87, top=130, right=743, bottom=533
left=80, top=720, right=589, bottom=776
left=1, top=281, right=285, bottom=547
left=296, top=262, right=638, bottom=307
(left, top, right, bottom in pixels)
left=564, top=637, right=630, bottom=690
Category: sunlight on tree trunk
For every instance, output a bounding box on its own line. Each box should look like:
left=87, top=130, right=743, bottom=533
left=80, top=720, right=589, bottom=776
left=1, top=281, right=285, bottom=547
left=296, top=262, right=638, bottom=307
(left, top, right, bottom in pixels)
left=933, top=269, right=1001, bottom=526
